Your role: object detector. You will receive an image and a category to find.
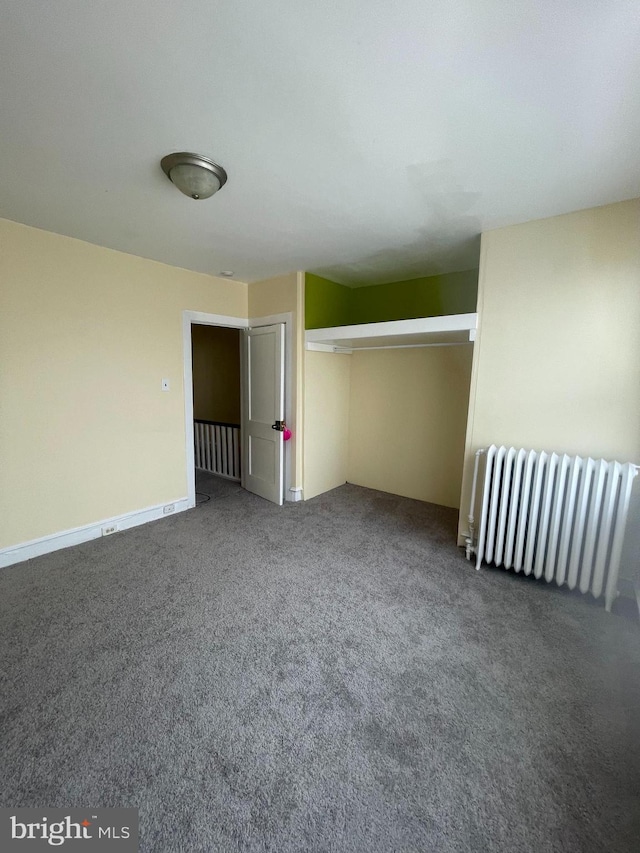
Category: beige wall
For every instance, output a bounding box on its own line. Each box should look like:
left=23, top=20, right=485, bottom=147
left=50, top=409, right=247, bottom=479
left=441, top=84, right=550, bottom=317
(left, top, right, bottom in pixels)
left=459, top=198, right=640, bottom=543
left=347, top=347, right=473, bottom=508
left=0, top=219, right=247, bottom=549
left=304, top=351, right=352, bottom=500
left=248, top=272, right=305, bottom=493
left=191, top=325, right=241, bottom=423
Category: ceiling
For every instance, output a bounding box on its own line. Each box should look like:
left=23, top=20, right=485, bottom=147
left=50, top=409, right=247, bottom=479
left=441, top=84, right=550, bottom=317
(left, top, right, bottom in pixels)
left=1, top=1, right=638, bottom=286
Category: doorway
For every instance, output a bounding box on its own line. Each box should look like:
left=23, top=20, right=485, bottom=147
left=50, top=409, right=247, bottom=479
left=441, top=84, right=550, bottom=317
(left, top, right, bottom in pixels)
left=182, top=310, right=293, bottom=510
left=191, top=323, right=242, bottom=502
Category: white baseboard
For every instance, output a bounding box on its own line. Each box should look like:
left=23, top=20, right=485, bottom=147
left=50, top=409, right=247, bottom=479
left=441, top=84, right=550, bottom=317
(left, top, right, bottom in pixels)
left=0, top=498, right=191, bottom=569
left=288, top=487, right=304, bottom=502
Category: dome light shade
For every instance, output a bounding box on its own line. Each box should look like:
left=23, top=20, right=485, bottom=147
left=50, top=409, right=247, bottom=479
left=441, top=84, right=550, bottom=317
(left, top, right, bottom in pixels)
left=160, top=152, right=228, bottom=200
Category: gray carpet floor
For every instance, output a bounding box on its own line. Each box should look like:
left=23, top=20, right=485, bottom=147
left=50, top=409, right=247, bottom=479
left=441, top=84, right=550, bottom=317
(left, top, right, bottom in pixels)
left=1, top=479, right=639, bottom=852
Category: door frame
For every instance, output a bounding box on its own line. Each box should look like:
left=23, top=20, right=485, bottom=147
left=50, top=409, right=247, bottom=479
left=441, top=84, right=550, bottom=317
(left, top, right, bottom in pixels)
left=182, top=310, right=294, bottom=509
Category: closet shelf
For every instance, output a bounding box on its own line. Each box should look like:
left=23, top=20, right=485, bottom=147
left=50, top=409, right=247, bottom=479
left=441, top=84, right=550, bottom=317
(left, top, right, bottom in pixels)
left=305, top=313, right=477, bottom=352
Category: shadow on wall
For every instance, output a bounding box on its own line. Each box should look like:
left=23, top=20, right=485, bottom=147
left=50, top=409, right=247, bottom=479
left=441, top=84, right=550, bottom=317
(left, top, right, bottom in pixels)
left=191, top=325, right=241, bottom=423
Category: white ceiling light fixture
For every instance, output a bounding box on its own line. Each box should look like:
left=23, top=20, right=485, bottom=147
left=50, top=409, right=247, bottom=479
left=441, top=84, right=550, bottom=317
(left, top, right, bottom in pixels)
left=160, top=152, right=228, bottom=200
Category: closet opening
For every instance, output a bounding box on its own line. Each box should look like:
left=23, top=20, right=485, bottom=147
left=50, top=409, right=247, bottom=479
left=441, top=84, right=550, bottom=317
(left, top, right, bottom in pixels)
left=304, top=310, right=478, bottom=514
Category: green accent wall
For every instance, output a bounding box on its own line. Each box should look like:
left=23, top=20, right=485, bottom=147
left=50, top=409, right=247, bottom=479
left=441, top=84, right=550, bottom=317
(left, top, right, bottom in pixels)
left=305, top=269, right=478, bottom=329
left=350, top=270, right=478, bottom=325
left=305, top=273, right=351, bottom=329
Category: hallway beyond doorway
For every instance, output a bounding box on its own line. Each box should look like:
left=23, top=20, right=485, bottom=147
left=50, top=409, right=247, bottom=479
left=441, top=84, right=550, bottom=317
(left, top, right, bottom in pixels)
left=195, top=468, right=243, bottom=503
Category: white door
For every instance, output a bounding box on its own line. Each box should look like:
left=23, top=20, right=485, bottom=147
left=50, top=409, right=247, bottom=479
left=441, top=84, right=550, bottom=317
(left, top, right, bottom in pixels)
left=242, top=323, right=285, bottom=505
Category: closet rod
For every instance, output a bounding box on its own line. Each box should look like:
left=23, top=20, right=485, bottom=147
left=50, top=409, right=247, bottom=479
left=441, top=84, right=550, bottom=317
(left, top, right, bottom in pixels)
left=329, top=341, right=473, bottom=352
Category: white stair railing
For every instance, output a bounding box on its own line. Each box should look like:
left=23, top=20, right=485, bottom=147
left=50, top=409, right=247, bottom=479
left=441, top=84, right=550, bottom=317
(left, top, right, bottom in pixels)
left=194, top=420, right=241, bottom=481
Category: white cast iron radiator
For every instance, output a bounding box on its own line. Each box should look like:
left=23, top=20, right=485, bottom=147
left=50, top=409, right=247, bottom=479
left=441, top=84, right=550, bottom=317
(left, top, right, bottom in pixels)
left=194, top=419, right=241, bottom=481
left=466, top=445, right=638, bottom=611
